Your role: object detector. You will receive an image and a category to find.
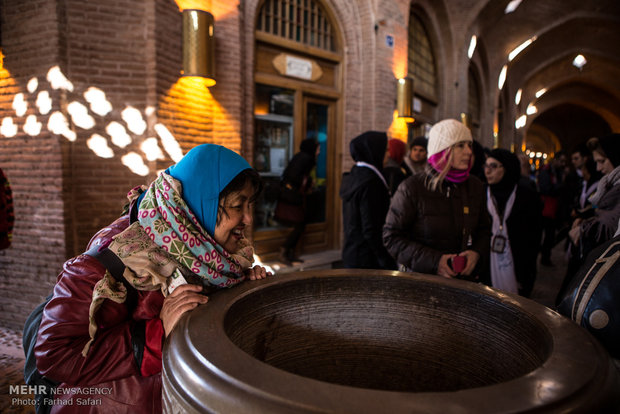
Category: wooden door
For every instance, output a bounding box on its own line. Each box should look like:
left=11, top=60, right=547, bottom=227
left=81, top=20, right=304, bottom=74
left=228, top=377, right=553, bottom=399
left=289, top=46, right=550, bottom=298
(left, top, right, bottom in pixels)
left=299, top=95, right=338, bottom=252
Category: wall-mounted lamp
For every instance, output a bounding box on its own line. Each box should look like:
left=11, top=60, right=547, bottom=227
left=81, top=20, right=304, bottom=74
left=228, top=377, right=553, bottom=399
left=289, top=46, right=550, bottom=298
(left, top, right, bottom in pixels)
left=0, top=17, right=4, bottom=70
left=396, top=77, right=414, bottom=122
left=182, top=9, right=216, bottom=87
left=460, top=112, right=471, bottom=129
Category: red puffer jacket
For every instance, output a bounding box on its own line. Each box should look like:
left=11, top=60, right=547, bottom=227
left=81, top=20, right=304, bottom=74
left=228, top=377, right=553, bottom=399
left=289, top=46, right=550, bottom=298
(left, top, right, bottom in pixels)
left=35, top=215, right=165, bottom=413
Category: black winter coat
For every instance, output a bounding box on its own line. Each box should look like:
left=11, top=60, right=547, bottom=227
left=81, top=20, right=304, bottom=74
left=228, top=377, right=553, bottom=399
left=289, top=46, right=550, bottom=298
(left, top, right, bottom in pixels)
left=340, top=166, right=396, bottom=269
left=383, top=173, right=491, bottom=281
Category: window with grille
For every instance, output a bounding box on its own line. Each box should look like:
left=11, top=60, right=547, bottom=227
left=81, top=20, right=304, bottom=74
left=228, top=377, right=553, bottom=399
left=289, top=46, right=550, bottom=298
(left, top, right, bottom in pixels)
left=407, top=13, right=437, bottom=101
left=257, top=0, right=335, bottom=52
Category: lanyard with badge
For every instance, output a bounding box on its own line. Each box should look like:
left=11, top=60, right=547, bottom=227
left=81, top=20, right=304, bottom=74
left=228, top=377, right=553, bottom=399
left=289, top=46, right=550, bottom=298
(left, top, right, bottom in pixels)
left=488, top=190, right=509, bottom=254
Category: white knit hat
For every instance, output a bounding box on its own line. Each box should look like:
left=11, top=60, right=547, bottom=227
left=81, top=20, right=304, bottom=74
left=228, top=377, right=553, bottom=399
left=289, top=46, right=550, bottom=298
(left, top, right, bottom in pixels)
left=427, top=119, right=473, bottom=157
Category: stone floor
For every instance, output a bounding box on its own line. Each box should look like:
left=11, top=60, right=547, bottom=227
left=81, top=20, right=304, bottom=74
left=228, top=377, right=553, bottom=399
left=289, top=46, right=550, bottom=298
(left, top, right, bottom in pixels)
left=0, top=244, right=569, bottom=413
left=0, top=328, right=33, bottom=414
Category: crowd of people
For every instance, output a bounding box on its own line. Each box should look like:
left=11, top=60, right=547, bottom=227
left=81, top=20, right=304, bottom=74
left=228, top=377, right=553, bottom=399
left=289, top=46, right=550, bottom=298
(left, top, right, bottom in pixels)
left=340, top=120, right=620, bottom=303
left=26, top=125, right=618, bottom=412
left=271, top=119, right=618, bottom=303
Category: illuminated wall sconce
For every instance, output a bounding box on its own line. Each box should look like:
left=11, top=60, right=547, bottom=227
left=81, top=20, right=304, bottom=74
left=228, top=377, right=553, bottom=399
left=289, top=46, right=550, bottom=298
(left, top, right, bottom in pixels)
left=182, top=9, right=216, bottom=87
left=460, top=112, right=471, bottom=129
left=396, top=77, right=414, bottom=122
left=0, top=21, right=4, bottom=70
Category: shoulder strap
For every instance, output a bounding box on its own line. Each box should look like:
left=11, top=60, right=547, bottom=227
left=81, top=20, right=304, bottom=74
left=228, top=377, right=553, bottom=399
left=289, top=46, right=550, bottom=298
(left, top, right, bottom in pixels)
left=571, top=240, right=620, bottom=323
left=85, top=244, right=137, bottom=310
left=84, top=244, right=126, bottom=282
left=461, top=184, right=472, bottom=251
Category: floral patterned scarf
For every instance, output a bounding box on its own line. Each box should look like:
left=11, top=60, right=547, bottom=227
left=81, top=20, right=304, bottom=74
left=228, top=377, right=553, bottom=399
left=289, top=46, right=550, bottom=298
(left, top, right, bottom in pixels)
left=83, top=173, right=254, bottom=356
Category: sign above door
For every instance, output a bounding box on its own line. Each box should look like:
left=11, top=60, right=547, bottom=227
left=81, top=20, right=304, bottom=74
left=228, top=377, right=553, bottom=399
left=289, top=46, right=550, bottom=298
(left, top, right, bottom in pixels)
left=273, top=53, right=323, bottom=82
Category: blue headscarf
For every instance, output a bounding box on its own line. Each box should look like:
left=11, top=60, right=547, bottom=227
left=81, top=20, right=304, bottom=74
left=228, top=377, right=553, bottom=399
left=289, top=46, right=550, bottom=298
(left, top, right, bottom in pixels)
left=166, top=144, right=251, bottom=236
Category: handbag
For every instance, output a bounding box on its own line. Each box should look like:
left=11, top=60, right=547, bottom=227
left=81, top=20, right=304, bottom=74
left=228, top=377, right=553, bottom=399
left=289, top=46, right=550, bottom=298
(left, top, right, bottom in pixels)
left=273, top=199, right=304, bottom=225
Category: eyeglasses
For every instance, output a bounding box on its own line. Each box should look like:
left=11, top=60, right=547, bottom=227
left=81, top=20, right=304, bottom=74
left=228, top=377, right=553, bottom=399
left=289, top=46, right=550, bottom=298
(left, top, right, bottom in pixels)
left=484, top=162, right=503, bottom=170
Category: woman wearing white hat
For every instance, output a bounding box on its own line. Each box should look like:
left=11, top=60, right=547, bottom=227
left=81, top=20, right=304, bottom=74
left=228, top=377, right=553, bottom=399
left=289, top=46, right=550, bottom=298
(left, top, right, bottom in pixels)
left=383, top=119, right=491, bottom=282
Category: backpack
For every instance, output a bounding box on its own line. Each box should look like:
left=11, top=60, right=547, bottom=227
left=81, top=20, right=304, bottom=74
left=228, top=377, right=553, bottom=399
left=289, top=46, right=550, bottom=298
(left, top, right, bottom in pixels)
left=22, top=245, right=127, bottom=413
left=557, top=236, right=620, bottom=359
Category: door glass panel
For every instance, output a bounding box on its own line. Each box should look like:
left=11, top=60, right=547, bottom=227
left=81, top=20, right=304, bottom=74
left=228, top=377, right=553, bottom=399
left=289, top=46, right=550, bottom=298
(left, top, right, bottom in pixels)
left=253, top=84, right=295, bottom=230
left=305, top=102, right=328, bottom=224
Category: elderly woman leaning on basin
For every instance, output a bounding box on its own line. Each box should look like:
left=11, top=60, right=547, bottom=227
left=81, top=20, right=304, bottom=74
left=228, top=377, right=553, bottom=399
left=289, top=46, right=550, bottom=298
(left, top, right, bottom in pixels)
left=34, top=144, right=272, bottom=413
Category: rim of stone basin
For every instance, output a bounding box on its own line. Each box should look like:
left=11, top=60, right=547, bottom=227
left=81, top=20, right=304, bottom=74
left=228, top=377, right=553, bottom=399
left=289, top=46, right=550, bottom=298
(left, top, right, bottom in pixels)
left=162, top=269, right=619, bottom=414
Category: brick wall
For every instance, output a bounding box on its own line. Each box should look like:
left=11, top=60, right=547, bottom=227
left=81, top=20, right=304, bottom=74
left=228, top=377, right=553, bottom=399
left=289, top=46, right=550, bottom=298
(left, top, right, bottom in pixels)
left=60, top=0, right=163, bottom=257
left=0, top=0, right=476, bottom=330
left=0, top=0, right=66, bottom=330
left=0, top=0, right=229, bottom=329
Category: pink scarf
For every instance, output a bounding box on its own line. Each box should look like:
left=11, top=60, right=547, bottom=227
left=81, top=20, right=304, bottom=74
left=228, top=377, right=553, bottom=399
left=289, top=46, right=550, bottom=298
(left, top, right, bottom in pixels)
left=428, top=148, right=472, bottom=183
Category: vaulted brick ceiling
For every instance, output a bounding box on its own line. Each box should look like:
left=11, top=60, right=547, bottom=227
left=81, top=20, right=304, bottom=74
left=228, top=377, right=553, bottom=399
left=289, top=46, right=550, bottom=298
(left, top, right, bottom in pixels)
left=467, top=0, right=620, bottom=153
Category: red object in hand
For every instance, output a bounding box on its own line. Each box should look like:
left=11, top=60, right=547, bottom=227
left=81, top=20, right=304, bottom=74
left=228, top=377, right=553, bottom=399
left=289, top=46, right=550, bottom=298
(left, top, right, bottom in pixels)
left=452, top=255, right=467, bottom=273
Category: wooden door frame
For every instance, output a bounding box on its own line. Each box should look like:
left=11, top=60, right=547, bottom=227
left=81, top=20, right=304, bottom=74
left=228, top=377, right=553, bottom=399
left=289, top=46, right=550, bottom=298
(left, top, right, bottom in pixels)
left=250, top=80, right=342, bottom=258
left=299, top=94, right=339, bottom=252
left=251, top=2, right=344, bottom=258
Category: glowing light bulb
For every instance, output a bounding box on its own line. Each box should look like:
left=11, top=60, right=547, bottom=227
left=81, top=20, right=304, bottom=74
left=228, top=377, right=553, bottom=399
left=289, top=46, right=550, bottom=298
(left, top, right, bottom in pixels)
left=498, top=65, right=507, bottom=90
left=468, top=35, right=477, bottom=59
left=526, top=104, right=538, bottom=115
left=573, top=54, right=587, bottom=70
left=508, top=37, right=537, bottom=62
left=504, top=0, right=522, bottom=14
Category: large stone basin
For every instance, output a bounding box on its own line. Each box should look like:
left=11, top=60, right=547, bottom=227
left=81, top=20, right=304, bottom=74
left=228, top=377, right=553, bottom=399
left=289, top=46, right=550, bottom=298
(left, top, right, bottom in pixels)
left=162, top=270, right=619, bottom=413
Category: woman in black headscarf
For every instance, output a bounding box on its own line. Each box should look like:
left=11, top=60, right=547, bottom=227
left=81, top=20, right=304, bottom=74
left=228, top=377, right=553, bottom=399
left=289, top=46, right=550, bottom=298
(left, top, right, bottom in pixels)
left=340, top=131, right=396, bottom=269
left=484, top=149, right=542, bottom=297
